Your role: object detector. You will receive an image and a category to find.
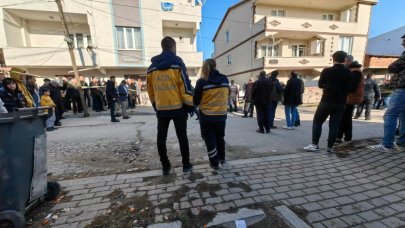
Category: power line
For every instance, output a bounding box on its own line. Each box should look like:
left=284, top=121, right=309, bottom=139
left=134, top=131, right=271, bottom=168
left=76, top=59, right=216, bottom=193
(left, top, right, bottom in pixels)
left=0, top=0, right=50, bottom=8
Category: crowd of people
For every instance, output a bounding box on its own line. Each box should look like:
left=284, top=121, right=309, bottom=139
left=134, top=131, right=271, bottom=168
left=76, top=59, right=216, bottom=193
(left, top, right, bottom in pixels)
left=0, top=70, right=144, bottom=129
left=1, top=34, right=403, bottom=174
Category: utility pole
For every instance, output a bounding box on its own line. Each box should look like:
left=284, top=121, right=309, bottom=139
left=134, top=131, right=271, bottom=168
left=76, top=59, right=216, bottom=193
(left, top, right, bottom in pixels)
left=55, top=0, right=90, bottom=117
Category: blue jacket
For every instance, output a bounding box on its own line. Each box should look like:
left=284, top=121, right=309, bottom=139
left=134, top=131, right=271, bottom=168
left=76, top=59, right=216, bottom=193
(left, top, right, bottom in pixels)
left=194, top=70, right=229, bottom=122
left=147, top=51, right=193, bottom=117
left=118, top=84, right=128, bottom=102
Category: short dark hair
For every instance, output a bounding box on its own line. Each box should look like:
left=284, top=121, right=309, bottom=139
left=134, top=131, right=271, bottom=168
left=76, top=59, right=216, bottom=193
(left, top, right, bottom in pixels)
left=332, top=51, right=347, bottom=63
left=110, top=76, right=116, bottom=80
left=42, top=88, right=50, bottom=93
left=259, top=71, right=267, bottom=79
left=26, top=75, right=34, bottom=81
left=161, top=36, right=176, bottom=51
left=402, top=34, right=405, bottom=39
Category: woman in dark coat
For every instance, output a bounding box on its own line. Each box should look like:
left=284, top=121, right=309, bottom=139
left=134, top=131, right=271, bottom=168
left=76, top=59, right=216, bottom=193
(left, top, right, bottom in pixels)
left=0, top=78, right=27, bottom=112
left=283, top=71, right=302, bottom=130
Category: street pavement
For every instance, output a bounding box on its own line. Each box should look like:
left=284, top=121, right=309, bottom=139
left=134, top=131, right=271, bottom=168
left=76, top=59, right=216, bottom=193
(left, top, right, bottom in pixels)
left=46, top=106, right=386, bottom=179
left=40, top=139, right=404, bottom=228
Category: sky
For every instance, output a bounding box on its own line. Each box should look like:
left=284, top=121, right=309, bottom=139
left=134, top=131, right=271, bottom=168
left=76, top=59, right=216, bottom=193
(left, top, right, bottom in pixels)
left=197, top=0, right=405, bottom=60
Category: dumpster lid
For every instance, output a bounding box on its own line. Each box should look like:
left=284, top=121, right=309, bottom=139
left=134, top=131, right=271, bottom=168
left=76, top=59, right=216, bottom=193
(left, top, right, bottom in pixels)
left=0, top=107, right=50, bottom=123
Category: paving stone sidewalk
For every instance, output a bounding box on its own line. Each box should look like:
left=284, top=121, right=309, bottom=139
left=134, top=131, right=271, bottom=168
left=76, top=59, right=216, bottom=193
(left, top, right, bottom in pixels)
left=44, top=143, right=404, bottom=228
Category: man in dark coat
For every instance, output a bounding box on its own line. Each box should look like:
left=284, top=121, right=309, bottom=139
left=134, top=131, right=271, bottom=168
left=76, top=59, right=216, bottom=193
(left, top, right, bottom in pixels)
left=106, top=76, right=119, bottom=122
left=49, top=80, right=64, bottom=126
left=242, top=78, right=254, bottom=118
left=282, top=71, right=302, bottom=130
left=304, top=51, right=355, bottom=153
left=252, top=71, right=273, bottom=134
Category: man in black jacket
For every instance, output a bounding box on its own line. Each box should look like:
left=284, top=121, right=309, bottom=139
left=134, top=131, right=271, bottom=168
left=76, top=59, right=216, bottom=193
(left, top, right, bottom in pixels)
left=304, top=51, right=355, bottom=153
left=106, top=76, right=119, bottom=122
left=252, top=71, right=273, bottom=134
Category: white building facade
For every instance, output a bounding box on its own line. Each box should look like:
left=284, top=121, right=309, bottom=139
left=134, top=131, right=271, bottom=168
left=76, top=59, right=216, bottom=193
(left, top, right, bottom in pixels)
left=0, top=0, right=202, bottom=83
left=212, top=0, right=378, bottom=102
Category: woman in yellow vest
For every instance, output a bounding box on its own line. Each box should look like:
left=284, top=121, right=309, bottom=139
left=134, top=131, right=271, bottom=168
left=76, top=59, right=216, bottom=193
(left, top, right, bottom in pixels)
left=194, top=59, right=229, bottom=169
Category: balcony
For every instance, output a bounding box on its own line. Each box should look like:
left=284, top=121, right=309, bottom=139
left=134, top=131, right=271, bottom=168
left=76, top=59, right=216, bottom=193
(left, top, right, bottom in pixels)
left=265, top=16, right=368, bottom=36
left=263, top=56, right=330, bottom=69
left=3, top=47, right=98, bottom=67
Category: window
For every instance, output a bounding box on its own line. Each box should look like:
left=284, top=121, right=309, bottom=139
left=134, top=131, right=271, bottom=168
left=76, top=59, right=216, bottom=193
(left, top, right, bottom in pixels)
left=116, top=27, right=142, bottom=50
left=225, top=31, right=230, bottom=43
left=271, top=10, right=285, bottom=17
left=261, top=44, right=279, bottom=57
left=227, top=55, right=232, bottom=65
left=87, top=35, right=93, bottom=47
left=76, top=33, right=84, bottom=48
left=339, top=36, right=353, bottom=54
left=322, top=14, right=334, bottom=21
left=292, top=45, right=306, bottom=57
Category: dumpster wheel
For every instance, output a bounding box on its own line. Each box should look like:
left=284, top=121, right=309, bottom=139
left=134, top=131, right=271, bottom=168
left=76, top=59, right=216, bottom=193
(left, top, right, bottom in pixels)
left=0, top=210, right=25, bottom=228
left=45, top=181, right=61, bottom=201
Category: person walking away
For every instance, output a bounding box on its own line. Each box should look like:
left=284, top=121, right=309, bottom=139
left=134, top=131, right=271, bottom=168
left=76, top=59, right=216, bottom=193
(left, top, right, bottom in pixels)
left=229, top=80, right=239, bottom=112
left=90, top=76, right=103, bottom=112
left=147, top=36, right=194, bottom=175
left=354, top=73, right=381, bottom=120
left=370, top=34, right=405, bottom=151
left=269, top=70, right=283, bottom=129
left=294, top=76, right=305, bottom=127
left=252, top=71, right=273, bottom=134
left=40, top=88, right=57, bottom=131
left=106, top=76, right=120, bottom=122
left=0, top=78, right=27, bottom=112
left=194, top=59, right=229, bottom=169
left=304, top=51, right=355, bottom=153
left=129, top=79, right=137, bottom=108
left=80, top=75, right=91, bottom=107
left=118, top=80, right=130, bottom=119
left=242, top=78, right=254, bottom=118
left=283, top=71, right=302, bottom=130
left=337, top=60, right=364, bottom=143
left=26, top=75, right=40, bottom=107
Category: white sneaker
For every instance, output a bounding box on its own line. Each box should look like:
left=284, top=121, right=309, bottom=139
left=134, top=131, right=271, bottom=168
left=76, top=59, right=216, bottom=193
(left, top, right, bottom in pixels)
left=282, top=126, right=294, bottom=130
left=369, top=144, right=398, bottom=152
left=304, top=144, right=319, bottom=152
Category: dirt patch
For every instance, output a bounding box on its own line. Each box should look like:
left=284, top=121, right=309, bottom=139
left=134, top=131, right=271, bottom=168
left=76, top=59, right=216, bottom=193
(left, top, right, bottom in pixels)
left=288, top=205, right=309, bottom=223
left=245, top=201, right=289, bottom=228
left=106, top=189, right=126, bottom=200
left=195, top=182, right=222, bottom=197
left=187, top=172, right=204, bottom=182
left=87, top=196, right=154, bottom=228
left=144, top=173, right=176, bottom=186
left=156, top=186, right=190, bottom=210
left=227, top=182, right=252, bottom=192
left=170, top=209, right=217, bottom=227
left=25, top=193, right=69, bottom=227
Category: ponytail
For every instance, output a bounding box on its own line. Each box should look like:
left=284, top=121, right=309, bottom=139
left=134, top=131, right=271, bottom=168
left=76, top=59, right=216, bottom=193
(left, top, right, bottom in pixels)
left=201, top=59, right=216, bottom=80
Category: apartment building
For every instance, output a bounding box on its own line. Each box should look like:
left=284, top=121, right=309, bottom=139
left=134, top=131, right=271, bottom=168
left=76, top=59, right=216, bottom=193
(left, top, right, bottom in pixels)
left=212, top=0, right=378, bottom=102
left=0, top=0, right=202, bottom=83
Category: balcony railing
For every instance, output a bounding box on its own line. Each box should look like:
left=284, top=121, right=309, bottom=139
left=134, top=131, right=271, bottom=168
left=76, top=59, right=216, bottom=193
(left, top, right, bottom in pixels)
left=266, top=16, right=368, bottom=35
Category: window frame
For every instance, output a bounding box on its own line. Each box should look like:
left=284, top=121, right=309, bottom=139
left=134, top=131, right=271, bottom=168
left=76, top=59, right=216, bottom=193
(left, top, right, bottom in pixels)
left=339, top=36, right=354, bottom=54
left=261, top=44, right=279, bottom=57
left=225, top=31, right=230, bottom=44
left=292, top=45, right=306, bottom=57
left=116, top=26, right=143, bottom=50
left=271, top=9, right=285, bottom=17
left=322, top=14, right=334, bottom=21
left=227, top=55, right=232, bottom=65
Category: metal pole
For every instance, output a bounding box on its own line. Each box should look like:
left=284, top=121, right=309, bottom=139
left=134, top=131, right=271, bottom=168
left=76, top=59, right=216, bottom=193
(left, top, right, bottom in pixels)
left=55, top=0, right=89, bottom=117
